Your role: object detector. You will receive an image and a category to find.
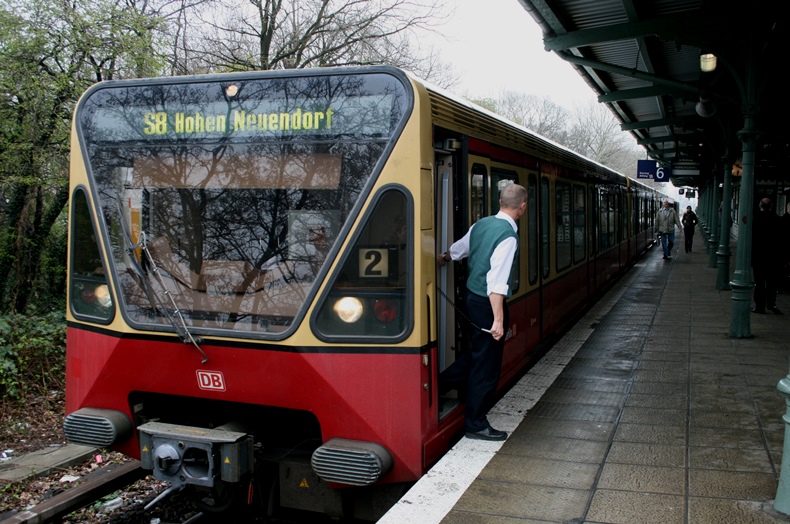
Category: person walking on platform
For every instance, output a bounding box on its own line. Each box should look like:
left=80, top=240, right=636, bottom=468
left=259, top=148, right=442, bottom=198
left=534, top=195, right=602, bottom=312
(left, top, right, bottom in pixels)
left=752, top=197, right=782, bottom=314
left=681, top=205, right=698, bottom=253
left=437, top=183, right=527, bottom=442
left=655, top=200, right=682, bottom=259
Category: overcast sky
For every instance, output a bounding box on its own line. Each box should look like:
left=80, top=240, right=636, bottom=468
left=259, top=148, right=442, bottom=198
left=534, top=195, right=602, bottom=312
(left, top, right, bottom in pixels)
left=422, top=0, right=597, bottom=109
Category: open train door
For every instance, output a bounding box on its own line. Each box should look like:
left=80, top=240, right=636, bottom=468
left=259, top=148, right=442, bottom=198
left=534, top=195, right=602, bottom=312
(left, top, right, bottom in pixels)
left=435, top=140, right=462, bottom=419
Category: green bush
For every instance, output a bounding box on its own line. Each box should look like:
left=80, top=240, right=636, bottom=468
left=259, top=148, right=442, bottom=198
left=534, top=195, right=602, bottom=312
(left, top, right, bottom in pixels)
left=0, top=312, right=66, bottom=399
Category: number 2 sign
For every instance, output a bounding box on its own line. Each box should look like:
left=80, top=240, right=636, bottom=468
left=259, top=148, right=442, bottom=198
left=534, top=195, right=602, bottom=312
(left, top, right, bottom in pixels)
left=359, top=248, right=389, bottom=278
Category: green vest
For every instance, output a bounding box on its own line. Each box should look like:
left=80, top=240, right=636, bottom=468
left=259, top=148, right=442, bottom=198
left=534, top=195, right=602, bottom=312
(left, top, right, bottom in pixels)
left=466, top=216, right=518, bottom=298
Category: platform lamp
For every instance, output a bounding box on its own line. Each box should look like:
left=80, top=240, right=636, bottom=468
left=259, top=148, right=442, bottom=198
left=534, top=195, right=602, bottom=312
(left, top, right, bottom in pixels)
left=700, top=53, right=717, bottom=72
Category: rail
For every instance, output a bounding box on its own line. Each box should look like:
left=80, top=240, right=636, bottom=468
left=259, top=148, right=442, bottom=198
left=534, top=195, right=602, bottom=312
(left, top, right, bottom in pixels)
left=1, top=461, right=145, bottom=524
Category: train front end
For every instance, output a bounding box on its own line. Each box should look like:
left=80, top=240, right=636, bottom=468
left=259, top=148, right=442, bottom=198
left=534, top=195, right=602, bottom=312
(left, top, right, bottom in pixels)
left=64, top=66, right=434, bottom=516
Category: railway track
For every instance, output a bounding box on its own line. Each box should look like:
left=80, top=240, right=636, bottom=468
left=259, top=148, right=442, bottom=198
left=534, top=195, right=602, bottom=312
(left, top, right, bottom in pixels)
left=1, top=460, right=373, bottom=524
left=0, top=461, right=146, bottom=524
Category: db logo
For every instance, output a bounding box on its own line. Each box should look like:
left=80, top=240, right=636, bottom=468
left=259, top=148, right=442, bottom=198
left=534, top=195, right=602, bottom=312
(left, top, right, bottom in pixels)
left=196, top=370, right=226, bottom=391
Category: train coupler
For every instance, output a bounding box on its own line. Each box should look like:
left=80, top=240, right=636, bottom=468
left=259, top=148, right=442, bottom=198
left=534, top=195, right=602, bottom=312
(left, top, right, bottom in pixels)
left=138, top=421, right=254, bottom=488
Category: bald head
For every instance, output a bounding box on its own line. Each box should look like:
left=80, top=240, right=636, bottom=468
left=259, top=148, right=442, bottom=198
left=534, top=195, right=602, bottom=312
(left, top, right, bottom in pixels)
left=500, top=184, right=527, bottom=210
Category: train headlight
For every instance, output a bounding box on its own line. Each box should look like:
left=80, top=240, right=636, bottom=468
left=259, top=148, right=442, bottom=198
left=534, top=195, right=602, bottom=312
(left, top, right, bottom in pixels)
left=94, top=284, right=113, bottom=308
left=334, top=296, right=364, bottom=323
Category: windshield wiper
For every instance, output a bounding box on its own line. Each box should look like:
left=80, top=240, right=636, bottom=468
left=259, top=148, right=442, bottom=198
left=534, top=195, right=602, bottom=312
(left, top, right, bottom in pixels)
left=115, top=198, right=209, bottom=363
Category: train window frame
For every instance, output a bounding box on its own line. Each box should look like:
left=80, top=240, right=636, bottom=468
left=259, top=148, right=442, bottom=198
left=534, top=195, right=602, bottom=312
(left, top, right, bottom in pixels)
left=311, top=185, right=414, bottom=343
left=69, top=187, right=115, bottom=324
left=470, top=164, right=488, bottom=224
left=555, top=180, right=572, bottom=272
left=572, top=184, right=586, bottom=264
left=589, top=185, right=598, bottom=256
left=540, top=177, right=550, bottom=279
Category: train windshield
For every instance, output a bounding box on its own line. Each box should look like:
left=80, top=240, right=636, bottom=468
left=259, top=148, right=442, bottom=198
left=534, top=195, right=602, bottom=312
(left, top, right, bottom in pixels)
left=76, top=71, right=411, bottom=336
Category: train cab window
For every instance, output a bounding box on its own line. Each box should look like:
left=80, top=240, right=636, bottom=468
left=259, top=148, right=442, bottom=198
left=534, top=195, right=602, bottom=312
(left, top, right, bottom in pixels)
left=69, top=188, right=114, bottom=322
left=313, top=188, right=411, bottom=341
left=492, top=171, right=519, bottom=294
left=528, top=174, right=538, bottom=284
left=540, top=178, right=550, bottom=279
left=573, top=185, right=586, bottom=263
left=555, top=181, right=571, bottom=271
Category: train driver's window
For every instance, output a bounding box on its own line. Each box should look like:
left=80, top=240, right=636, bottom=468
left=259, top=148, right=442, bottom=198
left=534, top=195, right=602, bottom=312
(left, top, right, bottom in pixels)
left=70, top=188, right=114, bottom=322
left=313, top=188, right=411, bottom=341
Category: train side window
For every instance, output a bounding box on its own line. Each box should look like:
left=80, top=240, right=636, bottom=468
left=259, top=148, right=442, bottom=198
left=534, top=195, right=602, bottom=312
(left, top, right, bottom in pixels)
left=492, top=171, right=519, bottom=294
left=618, top=191, right=626, bottom=242
left=555, top=181, right=571, bottom=271
left=470, top=164, right=487, bottom=223
left=589, top=186, right=598, bottom=255
left=573, top=185, right=586, bottom=263
left=528, top=174, right=537, bottom=284
left=600, top=191, right=613, bottom=250
left=312, top=188, right=411, bottom=341
left=70, top=188, right=114, bottom=322
left=540, top=177, right=550, bottom=279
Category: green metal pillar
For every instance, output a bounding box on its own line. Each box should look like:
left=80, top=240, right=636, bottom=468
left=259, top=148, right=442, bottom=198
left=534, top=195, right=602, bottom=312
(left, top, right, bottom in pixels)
left=707, top=171, right=720, bottom=267
left=728, top=110, right=756, bottom=338
left=716, top=156, right=733, bottom=290
left=776, top=377, right=790, bottom=514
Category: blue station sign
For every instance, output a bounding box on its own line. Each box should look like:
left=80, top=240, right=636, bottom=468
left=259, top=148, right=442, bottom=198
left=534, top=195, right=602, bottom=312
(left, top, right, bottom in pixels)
left=637, top=160, right=671, bottom=182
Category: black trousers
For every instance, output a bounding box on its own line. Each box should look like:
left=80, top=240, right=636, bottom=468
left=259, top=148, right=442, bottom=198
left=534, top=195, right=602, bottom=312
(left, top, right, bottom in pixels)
left=753, top=264, right=780, bottom=311
left=440, top=292, right=507, bottom=433
left=684, top=227, right=695, bottom=252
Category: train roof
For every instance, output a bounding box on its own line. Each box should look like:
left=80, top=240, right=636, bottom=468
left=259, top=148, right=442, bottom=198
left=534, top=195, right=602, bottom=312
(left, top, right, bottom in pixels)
left=403, top=69, right=661, bottom=196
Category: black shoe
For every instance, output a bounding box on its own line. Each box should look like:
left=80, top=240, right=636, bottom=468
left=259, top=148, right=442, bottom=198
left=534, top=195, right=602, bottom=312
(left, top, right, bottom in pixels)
left=465, top=427, right=507, bottom=441
left=751, top=308, right=766, bottom=314
left=769, top=307, right=782, bottom=314
left=663, top=255, right=668, bottom=259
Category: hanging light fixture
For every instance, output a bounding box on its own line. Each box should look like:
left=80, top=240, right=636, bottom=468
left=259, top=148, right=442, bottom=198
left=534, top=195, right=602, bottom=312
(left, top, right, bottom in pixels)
left=700, top=53, right=717, bottom=72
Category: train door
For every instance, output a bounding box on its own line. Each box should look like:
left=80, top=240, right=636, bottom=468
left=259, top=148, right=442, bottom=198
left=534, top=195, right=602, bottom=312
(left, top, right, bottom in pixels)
left=436, top=152, right=488, bottom=418
left=436, top=147, right=457, bottom=380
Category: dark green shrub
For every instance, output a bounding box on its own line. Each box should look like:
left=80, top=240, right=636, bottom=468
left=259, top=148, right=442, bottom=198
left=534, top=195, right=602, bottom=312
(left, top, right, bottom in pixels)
left=0, top=312, right=66, bottom=399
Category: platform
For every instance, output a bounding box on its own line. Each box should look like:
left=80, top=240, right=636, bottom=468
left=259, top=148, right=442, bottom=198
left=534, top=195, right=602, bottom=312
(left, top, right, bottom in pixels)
left=381, top=231, right=790, bottom=524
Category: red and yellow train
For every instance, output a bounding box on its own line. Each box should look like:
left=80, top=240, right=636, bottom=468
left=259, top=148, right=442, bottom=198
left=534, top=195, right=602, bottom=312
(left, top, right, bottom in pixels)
left=64, top=65, right=662, bottom=519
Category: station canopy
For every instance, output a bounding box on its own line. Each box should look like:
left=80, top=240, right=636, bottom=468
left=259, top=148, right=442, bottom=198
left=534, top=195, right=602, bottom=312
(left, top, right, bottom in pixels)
left=517, top=0, right=785, bottom=187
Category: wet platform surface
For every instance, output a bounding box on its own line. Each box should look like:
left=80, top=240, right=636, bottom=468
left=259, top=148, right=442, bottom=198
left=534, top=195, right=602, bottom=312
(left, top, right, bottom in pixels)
left=384, top=230, right=790, bottom=524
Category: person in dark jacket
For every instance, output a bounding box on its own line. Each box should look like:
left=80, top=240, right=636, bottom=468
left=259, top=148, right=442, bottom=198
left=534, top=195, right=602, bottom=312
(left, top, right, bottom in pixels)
left=682, top=206, right=698, bottom=253
left=752, top=198, right=782, bottom=314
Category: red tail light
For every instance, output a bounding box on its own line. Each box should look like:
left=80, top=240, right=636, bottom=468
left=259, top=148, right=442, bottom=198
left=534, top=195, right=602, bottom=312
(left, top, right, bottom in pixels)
left=373, top=299, right=397, bottom=323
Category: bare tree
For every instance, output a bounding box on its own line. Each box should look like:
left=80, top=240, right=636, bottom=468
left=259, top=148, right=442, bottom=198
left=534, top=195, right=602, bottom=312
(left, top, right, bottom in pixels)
left=494, top=91, right=569, bottom=143
left=475, top=92, right=642, bottom=176
left=565, top=100, right=642, bottom=174
left=172, top=0, right=449, bottom=79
